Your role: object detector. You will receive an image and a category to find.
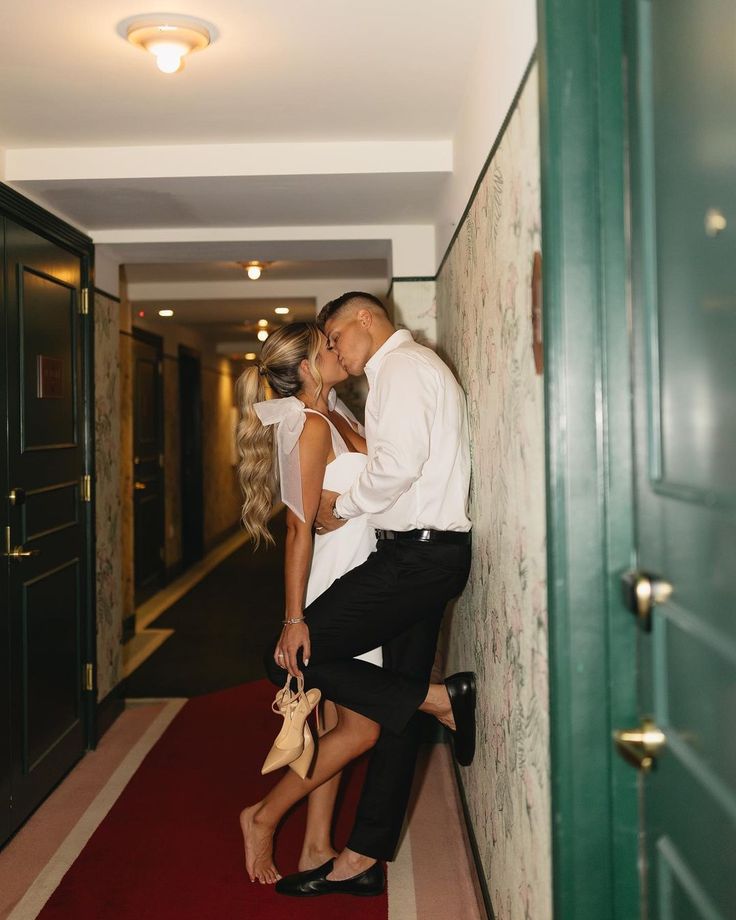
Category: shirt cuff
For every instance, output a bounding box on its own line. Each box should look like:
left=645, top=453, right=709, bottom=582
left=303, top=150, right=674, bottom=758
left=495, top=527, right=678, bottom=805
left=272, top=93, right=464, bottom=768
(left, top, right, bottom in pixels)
left=334, top=492, right=360, bottom=520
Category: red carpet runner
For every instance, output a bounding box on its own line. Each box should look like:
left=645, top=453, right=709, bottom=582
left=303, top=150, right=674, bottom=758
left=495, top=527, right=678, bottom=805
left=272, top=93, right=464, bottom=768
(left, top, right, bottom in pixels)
left=38, top=681, right=389, bottom=919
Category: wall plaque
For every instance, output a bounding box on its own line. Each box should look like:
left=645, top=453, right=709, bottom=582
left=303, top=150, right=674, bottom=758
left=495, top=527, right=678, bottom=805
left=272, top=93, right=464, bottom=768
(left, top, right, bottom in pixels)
left=36, top=355, right=64, bottom=399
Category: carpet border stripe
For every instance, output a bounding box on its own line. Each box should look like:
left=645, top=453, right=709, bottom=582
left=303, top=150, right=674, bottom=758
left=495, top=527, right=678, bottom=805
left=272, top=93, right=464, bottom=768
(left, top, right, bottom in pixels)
left=7, top=699, right=187, bottom=920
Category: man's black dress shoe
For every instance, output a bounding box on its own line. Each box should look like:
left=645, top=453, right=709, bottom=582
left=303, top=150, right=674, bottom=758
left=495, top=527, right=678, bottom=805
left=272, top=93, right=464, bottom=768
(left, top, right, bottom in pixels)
left=445, top=671, right=477, bottom=766
left=275, top=858, right=385, bottom=898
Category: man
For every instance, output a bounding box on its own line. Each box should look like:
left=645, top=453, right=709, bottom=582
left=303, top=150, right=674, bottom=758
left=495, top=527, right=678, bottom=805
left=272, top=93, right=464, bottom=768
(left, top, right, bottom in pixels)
left=271, top=292, right=475, bottom=897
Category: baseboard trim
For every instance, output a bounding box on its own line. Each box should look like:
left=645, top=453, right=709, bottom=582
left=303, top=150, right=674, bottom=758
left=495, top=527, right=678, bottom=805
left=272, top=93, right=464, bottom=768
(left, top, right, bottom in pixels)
left=451, top=757, right=496, bottom=920
left=96, top=685, right=125, bottom=744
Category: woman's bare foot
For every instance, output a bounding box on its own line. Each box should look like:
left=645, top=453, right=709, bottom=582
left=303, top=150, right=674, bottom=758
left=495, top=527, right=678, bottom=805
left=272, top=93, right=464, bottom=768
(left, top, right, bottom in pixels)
left=240, top=805, right=280, bottom=884
left=298, top=843, right=339, bottom=872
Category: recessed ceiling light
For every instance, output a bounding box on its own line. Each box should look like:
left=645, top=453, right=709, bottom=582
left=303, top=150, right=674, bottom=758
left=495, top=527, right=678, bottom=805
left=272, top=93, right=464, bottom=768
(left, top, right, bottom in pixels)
left=123, top=15, right=214, bottom=74
left=275, top=306, right=290, bottom=315
left=158, top=309, right=174, bottom=317
left=257, top=319, right=269, bottom=327
left=257, top=330, right=269, bottom=342
left=244, top=352, right=257, bottom=360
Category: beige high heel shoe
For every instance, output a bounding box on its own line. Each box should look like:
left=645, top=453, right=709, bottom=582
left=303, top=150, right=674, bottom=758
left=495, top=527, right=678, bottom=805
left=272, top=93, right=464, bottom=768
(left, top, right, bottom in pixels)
left=261, top=674, right=321, bottom=776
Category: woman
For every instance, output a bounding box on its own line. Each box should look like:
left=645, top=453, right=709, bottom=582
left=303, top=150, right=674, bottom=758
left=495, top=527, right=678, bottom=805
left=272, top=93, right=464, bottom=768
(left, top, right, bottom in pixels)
left=235, top=322, right=382, bottom=884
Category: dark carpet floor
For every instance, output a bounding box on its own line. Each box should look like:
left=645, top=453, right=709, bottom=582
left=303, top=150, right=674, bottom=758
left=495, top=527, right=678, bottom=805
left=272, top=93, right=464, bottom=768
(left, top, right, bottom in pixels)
left=124, top=512, right=286, bottom=698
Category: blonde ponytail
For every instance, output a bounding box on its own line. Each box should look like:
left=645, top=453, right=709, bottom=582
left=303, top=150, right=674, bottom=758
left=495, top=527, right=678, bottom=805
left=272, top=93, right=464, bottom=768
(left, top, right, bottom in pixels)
left=236, top=365, right=276, bottom=547
left=235, top=321, right=324, bottom=547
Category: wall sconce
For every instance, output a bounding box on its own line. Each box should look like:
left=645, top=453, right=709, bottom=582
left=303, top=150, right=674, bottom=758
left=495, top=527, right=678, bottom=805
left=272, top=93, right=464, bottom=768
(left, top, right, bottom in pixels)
left=122, top=15, right=214, bottom=74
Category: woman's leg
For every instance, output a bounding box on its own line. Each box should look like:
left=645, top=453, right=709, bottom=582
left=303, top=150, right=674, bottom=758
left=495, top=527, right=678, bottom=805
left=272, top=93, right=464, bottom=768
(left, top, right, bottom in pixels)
left=240, top=704, right=380, bottom=883
left=299, top=700, right=341, bottom=871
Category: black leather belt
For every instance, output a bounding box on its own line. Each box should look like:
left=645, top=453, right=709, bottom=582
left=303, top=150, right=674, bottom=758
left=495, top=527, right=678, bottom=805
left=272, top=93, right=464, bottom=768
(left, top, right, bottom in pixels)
left=375, top=528, right=471, bottom=545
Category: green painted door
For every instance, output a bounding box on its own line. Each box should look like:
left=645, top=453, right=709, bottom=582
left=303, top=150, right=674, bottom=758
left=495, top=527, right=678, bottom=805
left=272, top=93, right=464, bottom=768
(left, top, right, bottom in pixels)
left=1, top=219, right=89, bottom=844
left=626, top=1, right=736, bottom=916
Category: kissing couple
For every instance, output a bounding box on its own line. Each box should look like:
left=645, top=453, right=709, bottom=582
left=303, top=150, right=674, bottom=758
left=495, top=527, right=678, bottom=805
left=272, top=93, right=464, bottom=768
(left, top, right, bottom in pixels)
left=236, top=291, right=476, bottom=897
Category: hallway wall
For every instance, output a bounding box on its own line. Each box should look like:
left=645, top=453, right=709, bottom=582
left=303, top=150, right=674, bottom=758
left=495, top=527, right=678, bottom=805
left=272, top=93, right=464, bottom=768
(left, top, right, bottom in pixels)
left=436, top=63, right=551, bottom=920
left=94, top=291, right=123, bottom=700
left=391, top=278, right=437, bottom=347
left=122, top=309, right=242, bottom=575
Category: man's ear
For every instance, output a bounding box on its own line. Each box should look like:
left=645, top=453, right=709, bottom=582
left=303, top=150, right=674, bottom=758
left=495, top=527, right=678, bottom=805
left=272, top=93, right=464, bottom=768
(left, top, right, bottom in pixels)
left=357, top=308, right=373, bottom=329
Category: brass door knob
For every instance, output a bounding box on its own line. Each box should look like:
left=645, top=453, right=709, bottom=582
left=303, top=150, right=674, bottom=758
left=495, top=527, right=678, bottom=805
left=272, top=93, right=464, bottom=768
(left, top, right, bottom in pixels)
left=621, top=570, right=673, bottom=630
left=614, top=719, right=666, bottom=772
left=134, top=481, right=147, bottom=491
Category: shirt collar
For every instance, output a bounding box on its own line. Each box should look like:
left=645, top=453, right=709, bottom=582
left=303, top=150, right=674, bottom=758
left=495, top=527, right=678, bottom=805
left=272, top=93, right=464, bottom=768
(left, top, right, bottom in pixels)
left=364, top=329, right=413, bottom=386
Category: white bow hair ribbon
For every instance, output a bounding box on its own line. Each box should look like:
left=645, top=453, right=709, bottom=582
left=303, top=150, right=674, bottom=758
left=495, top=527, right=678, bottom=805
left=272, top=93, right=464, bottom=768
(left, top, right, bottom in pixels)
left=252, top=396, right=307, bottom=522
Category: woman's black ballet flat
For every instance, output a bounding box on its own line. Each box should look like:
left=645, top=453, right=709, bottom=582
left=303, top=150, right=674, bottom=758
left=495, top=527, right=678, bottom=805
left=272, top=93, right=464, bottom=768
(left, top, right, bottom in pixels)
left=275, top=858, right=385, bottom=897
left=444, top=671, right=477, bottom=766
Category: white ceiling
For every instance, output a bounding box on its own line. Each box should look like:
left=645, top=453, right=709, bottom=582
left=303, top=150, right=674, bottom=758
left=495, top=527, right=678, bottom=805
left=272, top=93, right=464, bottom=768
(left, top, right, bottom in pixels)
left=14, top=172, right=449, bottom=229
left=0, top=0, right=536, bottom=338
left=0, top=1, right=487, bottom=147
left=125, top=259, right=387, bottom=283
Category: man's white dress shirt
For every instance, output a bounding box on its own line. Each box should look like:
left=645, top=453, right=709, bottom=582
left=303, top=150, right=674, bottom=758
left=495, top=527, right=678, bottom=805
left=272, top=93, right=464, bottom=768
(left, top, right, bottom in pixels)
left=335, top=330, right=471, bottom=532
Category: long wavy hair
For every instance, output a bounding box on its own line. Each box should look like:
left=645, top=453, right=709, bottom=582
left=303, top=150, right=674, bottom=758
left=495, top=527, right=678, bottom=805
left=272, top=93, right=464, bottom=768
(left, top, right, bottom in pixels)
left=235, top=322, right=324, bottom=546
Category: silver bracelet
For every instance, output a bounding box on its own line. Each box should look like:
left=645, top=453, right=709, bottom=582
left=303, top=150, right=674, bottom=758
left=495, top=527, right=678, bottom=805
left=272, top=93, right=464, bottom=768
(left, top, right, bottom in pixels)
left=282, top=616, right=305, bottom=625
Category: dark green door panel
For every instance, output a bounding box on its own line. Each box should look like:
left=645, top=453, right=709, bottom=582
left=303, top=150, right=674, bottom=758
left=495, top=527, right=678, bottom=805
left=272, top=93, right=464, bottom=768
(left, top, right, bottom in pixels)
left=627, top=0, right=736, bottom=917
left=0, top=216, right=9, bottom=846
left=2, top=218, right=87, bottom=843
left=537, top=0, right=640, bottom=915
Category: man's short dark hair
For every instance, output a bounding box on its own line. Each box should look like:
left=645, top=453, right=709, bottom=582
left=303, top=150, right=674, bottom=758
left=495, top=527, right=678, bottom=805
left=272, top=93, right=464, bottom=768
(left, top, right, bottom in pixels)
left=317, top=291, right=389, bottom=329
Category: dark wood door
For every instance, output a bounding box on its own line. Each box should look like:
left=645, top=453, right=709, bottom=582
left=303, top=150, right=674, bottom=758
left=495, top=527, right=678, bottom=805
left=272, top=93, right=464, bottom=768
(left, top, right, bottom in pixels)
left=626, top=0, right=736, bottom=916
left=179, top=346, right=203, bottom=568
left=1, top=218, right=89, bottom=844
left=132, top=330, right=165, bottom=601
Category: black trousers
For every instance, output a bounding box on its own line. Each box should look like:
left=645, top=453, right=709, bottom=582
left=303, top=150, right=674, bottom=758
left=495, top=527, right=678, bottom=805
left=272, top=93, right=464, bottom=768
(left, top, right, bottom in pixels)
left=265, top=537, right=471, bottom=860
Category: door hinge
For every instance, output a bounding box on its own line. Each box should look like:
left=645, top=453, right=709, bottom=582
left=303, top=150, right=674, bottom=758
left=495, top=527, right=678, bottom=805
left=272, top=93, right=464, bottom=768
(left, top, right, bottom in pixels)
left=80, top=287, right=90, bottom=315
left=81, top=474, right=92, bottom=503
left=84, top=663, right=95, bottom=692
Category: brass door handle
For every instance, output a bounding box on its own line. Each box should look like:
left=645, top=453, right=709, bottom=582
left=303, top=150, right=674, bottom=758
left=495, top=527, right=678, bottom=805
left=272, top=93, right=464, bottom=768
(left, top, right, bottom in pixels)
left=613, top=719, right=666, bottom=772
left=621, top=570, right=673, bottom=630
left=3, top=546, right=40, bottom=559
left=134, top=481, right=147, bottom=491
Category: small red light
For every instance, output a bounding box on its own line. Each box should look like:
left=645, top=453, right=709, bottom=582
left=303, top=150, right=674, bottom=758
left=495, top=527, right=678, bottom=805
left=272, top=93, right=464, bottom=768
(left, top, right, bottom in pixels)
left=138, top=310, right=145, bottom=318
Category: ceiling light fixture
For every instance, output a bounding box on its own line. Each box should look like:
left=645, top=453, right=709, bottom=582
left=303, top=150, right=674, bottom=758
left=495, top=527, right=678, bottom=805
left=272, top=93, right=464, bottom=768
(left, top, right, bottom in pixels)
left=122, top=15, right=214, bottom=74
left=274, top=306, right=290, bottom=315
left=238, top=260, right=269, bottom=280
left=257, top=330, right=269, bottom=342
left=158, top=309, right=174, bottom=317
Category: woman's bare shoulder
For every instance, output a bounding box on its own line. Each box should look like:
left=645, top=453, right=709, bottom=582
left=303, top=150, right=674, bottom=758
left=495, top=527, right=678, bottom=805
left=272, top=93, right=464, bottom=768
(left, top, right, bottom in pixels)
left=299, top=412, right=332, bottom=452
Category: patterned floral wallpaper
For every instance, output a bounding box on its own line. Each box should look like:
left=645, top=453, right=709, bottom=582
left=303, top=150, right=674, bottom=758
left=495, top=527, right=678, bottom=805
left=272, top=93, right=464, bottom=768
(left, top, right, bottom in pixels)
left=94, top=291, right=123, bottom=701
left=391, top=279, right=437, bottom=348
left=162, top=356, right=182, bottom=569
left=436, top=66, right=552, bottom=920
left=201, top=358, right=242, bottom=549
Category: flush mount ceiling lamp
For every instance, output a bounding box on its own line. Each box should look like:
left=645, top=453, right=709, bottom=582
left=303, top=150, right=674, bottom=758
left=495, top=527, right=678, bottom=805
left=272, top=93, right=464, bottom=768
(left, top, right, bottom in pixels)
left=122, top=14, right=215, bottom=74
left=238, top=261, right=270, bottom=280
